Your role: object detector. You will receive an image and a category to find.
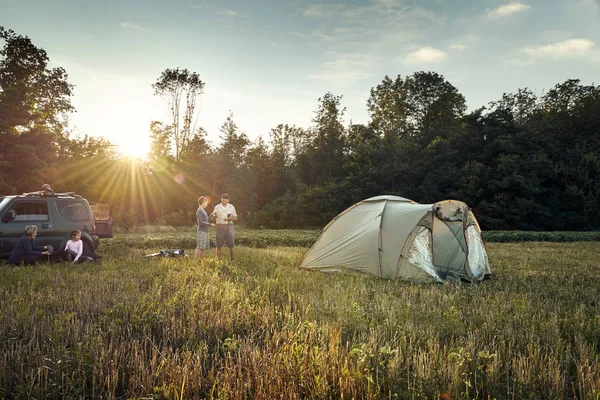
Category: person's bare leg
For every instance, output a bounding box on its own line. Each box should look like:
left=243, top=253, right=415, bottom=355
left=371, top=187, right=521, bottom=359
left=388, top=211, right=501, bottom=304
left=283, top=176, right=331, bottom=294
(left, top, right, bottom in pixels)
left=199, top=249, right=205, bottom=259
left=217, top=247, right=222, bottom=259
left=229, top=247, right=235, bottom=260
left=193, top=248, right=200, bottom=261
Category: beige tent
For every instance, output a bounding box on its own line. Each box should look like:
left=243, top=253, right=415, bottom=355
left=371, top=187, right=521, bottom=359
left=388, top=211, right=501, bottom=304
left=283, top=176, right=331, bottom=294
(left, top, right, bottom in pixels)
left=300, top=195, right=491, bottom=283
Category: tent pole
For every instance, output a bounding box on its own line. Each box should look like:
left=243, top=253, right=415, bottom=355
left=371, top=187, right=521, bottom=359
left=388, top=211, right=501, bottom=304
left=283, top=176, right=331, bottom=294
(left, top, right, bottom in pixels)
left=377, top=198, right=388, bottom=278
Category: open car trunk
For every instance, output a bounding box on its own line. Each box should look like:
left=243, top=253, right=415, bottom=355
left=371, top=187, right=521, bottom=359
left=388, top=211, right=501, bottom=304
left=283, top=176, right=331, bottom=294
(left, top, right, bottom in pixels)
left=90, top=202, right=113, bottom=238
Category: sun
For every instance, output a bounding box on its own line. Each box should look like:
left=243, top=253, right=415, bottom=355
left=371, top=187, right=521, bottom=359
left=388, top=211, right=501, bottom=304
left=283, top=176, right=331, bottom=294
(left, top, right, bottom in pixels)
left=114, top=132, right=151, bottom=159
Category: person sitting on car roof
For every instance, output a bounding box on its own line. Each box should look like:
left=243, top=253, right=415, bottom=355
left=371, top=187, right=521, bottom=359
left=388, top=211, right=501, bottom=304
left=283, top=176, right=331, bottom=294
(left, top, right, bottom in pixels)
left=41, top=183, right=55, bottom=195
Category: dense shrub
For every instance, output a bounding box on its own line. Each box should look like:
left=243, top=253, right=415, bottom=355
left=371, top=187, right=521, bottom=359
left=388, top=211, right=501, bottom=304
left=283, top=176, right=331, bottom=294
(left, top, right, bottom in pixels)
left=483, top=230, right=600, bottom=242
left=162, top=209, right=194, bottom=227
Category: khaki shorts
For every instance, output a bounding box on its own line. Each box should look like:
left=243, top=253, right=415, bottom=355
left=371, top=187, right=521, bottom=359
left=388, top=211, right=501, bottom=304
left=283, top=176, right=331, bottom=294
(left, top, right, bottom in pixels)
left=196, top=231, right=210, bottom=250
left=215, top=224, right=234, bottom=248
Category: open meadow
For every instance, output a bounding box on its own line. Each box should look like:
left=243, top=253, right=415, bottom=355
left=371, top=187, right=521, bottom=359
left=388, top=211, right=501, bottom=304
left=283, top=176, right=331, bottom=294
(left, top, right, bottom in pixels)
left=1, top=228, right=599, bottom=399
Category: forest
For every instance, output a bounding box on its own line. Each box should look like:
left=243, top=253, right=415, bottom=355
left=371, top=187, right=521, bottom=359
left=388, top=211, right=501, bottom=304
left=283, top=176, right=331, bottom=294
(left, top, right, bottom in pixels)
left=1, top=26, right=599, bottom=231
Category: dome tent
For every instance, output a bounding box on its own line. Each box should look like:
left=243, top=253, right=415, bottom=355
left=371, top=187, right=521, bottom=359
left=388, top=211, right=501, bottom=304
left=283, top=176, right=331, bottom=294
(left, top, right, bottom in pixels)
left=300, top=195, right=491, bottom=283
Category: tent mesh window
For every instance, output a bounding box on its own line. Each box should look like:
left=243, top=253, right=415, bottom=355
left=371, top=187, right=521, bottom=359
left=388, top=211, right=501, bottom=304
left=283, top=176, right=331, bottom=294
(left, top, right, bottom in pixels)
left=465, top=225, right=487, bottom=280
left=405, top=226, right=439, bottom=280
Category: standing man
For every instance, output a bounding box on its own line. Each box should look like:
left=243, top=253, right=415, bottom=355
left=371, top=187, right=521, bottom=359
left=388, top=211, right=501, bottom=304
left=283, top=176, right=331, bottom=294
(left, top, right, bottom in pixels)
left=209, top=193, right=237, bottom=260
left=194, top=196, right=214, bottom=261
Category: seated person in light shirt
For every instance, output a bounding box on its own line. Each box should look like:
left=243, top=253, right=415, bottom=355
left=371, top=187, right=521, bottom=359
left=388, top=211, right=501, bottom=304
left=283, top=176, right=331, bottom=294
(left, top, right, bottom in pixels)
left=64, top=230, right=84, bottom=263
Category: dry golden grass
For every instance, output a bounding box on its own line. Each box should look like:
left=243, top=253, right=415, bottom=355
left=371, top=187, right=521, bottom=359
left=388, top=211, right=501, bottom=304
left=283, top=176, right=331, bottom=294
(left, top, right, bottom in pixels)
left=1, top=237, right=599, bottom=399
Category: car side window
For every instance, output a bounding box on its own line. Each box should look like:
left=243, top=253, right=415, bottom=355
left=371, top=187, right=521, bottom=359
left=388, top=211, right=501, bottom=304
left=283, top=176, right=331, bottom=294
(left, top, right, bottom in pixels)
left=11, top=201, right=49, bottom=221
left=57, top=201, right=89, bottom=221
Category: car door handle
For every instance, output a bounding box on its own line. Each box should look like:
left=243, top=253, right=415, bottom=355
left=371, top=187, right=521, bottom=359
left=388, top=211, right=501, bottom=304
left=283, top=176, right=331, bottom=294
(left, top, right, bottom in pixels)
left=41, top=224, right=51, bottom=229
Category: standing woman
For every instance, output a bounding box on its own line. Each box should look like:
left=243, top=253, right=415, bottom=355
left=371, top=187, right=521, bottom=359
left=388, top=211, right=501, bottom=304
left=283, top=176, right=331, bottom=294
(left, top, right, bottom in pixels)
left=9, top=225, right=51, bottom=266
left=194, top=196, right=214, bottom=261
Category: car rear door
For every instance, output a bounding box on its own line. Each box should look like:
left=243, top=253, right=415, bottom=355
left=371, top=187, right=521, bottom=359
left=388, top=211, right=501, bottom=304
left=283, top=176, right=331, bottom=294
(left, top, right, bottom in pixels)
left=55, top=199, right=95, bottom=236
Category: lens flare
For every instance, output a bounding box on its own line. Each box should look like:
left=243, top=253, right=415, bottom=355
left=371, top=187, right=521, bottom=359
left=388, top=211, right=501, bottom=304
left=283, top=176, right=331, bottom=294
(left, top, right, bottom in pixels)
left=174, top=174, right=185, bottom=185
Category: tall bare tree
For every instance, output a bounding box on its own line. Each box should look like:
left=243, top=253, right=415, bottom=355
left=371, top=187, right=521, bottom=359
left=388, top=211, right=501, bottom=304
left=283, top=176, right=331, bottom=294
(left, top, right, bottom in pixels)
left=152, top=68, right=204, bottom=161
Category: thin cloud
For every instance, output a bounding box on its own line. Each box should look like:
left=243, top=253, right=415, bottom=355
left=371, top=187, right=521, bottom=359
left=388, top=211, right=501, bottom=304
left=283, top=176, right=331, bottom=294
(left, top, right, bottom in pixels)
left=450, top=44, right=467, bottom=51
left=189, top=0, right=210, bottom=7
left=539, top=30, right=573, bottom=42
left=216, top=9, right=237, bottom=17
left=293, top=30, right=336, bottom=42
left=120, top=22, right=150, bottom=32
left=504, top=58, right=534, bottom=67
left=299, top=2, right=442, bottom=47
left=485, top=3, right=531, bottom=19
left=401, top=46, right=448, bottom=64
left=190, top=2, right=241, bottom=17
left=370, top=0, right=403, bottom=7
left=303, top=4, right=344, bottom=17
left=308, top=52, right=379, bottom=85
left=520, top=38, right=595, bottom=59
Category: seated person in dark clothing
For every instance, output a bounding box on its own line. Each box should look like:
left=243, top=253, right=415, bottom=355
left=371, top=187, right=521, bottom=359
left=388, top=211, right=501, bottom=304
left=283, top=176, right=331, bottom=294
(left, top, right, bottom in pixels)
left=9, top=225, right=51, bottom=266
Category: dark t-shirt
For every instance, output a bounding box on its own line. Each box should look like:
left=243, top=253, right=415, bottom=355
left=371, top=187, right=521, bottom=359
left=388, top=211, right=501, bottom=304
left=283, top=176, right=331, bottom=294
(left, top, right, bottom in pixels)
left=196, top=208, right=209, bottom=233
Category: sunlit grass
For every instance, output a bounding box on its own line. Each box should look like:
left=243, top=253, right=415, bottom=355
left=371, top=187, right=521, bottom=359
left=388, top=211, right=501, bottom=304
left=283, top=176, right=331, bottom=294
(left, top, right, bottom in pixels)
left=0, top=235, right=599, bottom=398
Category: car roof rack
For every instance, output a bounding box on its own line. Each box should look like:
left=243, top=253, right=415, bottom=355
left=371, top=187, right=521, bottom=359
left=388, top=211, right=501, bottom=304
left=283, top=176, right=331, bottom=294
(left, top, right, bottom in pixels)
left=22, top=191, right=81, bottom=198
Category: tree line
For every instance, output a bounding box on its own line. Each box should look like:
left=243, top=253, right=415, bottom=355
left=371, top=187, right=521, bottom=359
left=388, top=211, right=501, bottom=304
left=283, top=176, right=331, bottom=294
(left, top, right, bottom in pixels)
left=1, top=26, right=598, bottom=230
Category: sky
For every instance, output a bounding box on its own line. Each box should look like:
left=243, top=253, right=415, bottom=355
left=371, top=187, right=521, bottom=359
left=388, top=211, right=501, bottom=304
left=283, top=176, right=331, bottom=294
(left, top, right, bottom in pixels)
left=3, top=0, right=600, bottom=157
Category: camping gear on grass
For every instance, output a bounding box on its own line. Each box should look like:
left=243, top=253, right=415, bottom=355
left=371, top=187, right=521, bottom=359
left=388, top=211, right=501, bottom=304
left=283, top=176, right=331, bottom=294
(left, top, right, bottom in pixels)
left=144, top=249, right=186, bottom=258
left=300, top=195, right=491, bottom=283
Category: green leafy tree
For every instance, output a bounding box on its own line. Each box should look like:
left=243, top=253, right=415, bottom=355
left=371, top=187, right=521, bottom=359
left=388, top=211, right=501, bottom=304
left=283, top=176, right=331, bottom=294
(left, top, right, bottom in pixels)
left=367, top=75, right=410, bottom=139
left=217, top=113, right=249, bottom=171
left=539, top=80, right=600, bottom=229
left=209, top=113, right=254, bottom=214
left=53, top=131, right=117, bottom=196
left=301, top=92, right=347, bottom=186
left=366, top=72, right=466, bottom=142
left=0, top=26, right=74, bottom=193
left=346, top=72, right=467, bottom=203
left=147, top=121, right=176, bottom=220
left=245, top=137, right=273, bottom=208
left=269, top=124, right=306, bottom=199
left=174, top=127, right=215, bottom=218
left=0, top=26, right=74, bottom=134
left=405, top=71, right=467, bottom=143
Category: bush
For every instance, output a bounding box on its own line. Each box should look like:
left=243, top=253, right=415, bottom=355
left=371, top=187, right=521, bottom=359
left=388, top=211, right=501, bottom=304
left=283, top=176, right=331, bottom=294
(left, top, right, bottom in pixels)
left=483, top=231, right=600, bottom=242
left=162, top=209, right=194, bottom=227
left=113, top=208, right=139, bottom=232
left=246, top=185, right=354, bottom=229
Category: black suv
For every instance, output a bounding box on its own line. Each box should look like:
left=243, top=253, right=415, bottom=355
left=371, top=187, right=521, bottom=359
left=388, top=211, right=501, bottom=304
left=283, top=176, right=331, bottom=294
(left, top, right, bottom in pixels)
left=0, top=191, right=112, bottom=258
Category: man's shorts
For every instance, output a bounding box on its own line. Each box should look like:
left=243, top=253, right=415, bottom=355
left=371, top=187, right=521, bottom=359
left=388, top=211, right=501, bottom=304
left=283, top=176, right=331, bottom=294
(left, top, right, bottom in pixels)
left=196, top=231, right=210, bottom=250
left=215, top=224, right=234, bottom=248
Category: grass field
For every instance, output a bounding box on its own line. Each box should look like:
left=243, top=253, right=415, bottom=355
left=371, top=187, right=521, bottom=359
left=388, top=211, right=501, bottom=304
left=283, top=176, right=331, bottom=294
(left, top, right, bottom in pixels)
left=1, top=229, right=599, bottom=399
